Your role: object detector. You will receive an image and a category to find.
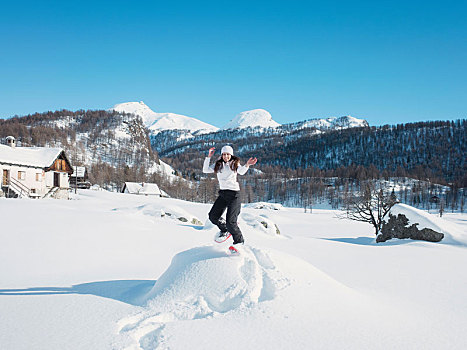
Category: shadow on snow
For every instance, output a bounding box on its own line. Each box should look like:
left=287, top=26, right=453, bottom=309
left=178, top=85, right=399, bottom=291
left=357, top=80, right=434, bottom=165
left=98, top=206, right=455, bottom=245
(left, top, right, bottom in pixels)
left=0, top=280, right=156, bottom=306
left=322, top=237, right=414, bottom=246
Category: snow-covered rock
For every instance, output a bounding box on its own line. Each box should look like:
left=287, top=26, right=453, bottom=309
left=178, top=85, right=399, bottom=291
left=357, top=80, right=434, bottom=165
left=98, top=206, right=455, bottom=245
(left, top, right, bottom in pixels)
left=241, top=213, right=281, bottom=235
left=222, top=109, right=280, bottom=130
left=378, top=212, right=444, bottom=243
left=380, top=203, right=467, bottom=246
left=113, top=202, right=203, bottom=226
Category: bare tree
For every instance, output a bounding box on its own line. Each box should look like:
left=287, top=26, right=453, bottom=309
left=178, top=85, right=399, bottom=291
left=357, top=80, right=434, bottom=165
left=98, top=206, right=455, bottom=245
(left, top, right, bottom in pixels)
left=340, top=183, right=398, bottom=235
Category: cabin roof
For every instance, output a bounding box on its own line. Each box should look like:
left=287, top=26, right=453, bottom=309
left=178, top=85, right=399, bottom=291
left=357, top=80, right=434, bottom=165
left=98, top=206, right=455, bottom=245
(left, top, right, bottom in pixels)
left=0, top=144, right=67, bottom=169
left=123, top=182, right=161, bottom=195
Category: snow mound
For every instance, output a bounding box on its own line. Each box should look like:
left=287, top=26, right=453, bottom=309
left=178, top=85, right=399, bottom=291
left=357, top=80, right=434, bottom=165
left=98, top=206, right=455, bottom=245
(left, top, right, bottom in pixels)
left=117, top=245, right=290, bottom=348
left=242, top=213, right=281, bottom=235
left=90, top=184, right=105, bottom=191
left=244, top=202, right=284, bottom=210
left=113, top=203, right=203, bottom=225
left=143, top=245, right=287, bottom=308
left=222, top=109, right=280, bottom=130
left=388, top=203, right=467, bottom=246
left=202, top=211, right=282, bottom=236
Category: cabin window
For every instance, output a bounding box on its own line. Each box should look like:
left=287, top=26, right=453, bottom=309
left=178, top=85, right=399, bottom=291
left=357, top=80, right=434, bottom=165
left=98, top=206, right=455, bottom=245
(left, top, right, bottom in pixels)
left=55, top=159, right=67, bottom=172
left=18, top=171, right=26, bottom=180
left=31, top=189, right=36, bottom=194
left=36, top=173, right=42, bottom=181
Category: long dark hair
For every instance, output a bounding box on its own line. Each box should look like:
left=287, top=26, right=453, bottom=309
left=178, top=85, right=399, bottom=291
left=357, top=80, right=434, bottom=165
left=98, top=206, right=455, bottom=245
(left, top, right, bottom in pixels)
left=214, top=155, right=240, bottom=173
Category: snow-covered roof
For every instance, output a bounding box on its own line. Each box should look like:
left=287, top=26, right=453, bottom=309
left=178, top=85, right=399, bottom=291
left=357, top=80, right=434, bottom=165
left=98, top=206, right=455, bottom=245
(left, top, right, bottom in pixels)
left=123, top=182, right=162, bottom=195
left=0, top=144, right=64, bottom=168
left=140, top=183, right=161, bottom=195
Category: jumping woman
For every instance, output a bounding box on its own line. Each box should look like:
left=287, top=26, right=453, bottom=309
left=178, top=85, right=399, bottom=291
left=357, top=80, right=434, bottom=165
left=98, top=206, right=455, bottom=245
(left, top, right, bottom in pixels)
left=203, top=145, right=258, bottom=254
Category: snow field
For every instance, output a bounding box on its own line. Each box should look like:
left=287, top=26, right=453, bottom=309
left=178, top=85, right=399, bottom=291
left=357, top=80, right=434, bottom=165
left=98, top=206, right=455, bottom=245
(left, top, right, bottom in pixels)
left=1, top=190, right=467, bottom=349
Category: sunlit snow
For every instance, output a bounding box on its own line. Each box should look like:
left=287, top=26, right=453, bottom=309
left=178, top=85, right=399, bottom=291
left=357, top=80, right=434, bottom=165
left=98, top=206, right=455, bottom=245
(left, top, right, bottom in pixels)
left=1, top=190, right=466, bottom=349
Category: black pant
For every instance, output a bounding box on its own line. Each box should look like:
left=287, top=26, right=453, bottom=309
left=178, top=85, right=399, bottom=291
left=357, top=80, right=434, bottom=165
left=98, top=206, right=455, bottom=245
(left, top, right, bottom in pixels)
left=209, top=190, right=244, bottom=244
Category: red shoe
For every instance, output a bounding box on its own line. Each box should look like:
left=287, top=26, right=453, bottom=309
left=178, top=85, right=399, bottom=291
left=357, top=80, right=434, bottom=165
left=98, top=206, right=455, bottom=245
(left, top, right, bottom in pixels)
left=228, top=245, right=240, bottom=255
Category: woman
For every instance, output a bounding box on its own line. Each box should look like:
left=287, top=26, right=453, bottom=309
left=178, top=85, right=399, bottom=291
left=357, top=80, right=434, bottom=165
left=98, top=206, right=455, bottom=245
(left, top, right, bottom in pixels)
left=203, top=145, right=257, bottom=254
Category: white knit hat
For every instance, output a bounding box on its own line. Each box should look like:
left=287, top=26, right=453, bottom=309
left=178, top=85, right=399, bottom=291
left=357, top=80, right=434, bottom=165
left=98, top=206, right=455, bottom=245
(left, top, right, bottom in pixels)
left=221, top=145, right=234, bottom=155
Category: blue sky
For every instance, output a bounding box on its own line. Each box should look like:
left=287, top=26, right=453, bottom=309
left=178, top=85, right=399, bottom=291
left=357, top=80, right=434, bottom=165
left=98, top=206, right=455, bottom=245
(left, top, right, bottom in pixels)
left=1, top=0, right=466, bottom=126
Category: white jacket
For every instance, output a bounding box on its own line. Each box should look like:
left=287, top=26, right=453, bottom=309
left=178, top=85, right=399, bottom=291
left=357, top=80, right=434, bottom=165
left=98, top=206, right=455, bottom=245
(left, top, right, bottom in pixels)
left=203, top=157, right=250, bottom=191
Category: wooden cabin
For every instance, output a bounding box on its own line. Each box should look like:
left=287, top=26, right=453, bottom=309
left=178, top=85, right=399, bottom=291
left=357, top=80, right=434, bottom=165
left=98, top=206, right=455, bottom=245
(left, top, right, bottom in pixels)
left=0, top=136, right=73, bottom=199
left=71, top=166, right=91, bottom=189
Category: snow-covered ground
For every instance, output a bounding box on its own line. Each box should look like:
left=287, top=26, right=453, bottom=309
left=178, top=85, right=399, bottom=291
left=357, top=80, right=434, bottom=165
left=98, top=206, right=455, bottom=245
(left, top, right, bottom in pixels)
left=1, top=190, right=466, bottom=350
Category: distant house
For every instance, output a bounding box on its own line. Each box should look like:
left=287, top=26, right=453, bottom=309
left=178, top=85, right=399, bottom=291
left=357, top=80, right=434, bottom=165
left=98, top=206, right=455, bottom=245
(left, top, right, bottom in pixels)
left=71, top=166, right=91, bottom=189
left=0, top=136, right=73, bottom=199
left=122, top=182, right=168, bottom=197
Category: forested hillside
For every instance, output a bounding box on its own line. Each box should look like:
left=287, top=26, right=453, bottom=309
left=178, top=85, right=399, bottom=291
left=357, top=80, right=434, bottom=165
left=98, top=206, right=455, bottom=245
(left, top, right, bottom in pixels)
left=0, top=110, right=162, bottom=188
left=163, top=120, right=466, bottom=187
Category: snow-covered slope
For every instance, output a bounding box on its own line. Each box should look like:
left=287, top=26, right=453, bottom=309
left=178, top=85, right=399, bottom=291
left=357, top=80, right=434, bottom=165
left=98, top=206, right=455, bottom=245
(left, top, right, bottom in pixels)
left=111, top=101, right=219, bottom=134
left=222, top=109, right=280, bottom=130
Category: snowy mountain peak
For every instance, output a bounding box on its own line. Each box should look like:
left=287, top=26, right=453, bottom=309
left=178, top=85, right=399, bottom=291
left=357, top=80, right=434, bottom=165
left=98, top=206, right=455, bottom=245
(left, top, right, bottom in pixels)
left=297, top=115, right=369, bottom=130
left=222, top=109, right=280, bottom=130
left=112, top=101, right=157, bottom=125
left=110, top=102, right=219, bottom=134
left=332, top=115, right=369, bottom=128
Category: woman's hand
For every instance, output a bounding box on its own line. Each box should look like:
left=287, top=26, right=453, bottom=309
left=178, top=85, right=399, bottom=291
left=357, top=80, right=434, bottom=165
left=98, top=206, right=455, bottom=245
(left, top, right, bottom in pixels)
left=246, top=157, right=257, bottom=166
left=208, top=147, right=215, bottom=157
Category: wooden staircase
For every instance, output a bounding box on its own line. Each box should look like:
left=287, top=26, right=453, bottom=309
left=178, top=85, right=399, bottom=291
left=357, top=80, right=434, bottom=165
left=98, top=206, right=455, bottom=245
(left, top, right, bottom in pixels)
left=2, top=177, right=32, bottom=198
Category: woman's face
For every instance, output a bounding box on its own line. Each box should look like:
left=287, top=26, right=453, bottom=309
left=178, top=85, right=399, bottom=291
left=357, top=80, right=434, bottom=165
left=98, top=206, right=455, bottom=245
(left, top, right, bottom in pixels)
left=222, top=153, right=232, bottom=162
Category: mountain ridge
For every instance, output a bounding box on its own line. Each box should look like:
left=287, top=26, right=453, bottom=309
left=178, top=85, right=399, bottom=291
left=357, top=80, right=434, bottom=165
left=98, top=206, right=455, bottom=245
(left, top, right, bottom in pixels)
left=111, top=101, right=368, bottom=133
left=111, top=101, right=219, bottom=135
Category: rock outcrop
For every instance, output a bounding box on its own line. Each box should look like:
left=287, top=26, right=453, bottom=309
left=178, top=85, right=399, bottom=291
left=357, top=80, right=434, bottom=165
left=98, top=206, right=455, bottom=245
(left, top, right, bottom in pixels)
left=377, top=213, right=444, bottom=243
